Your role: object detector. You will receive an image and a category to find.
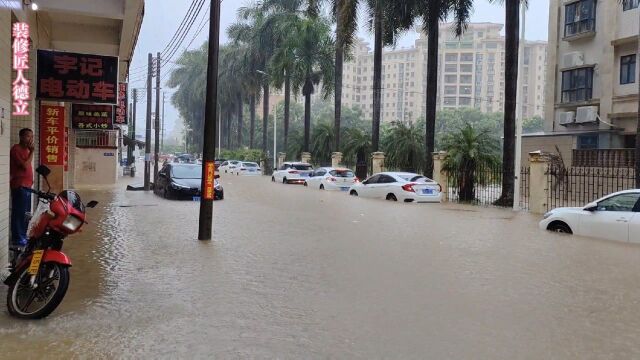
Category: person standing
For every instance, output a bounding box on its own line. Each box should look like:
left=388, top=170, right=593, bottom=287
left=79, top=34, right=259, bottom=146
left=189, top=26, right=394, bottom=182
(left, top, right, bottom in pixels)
left=10, top=128, right=34, bottom=249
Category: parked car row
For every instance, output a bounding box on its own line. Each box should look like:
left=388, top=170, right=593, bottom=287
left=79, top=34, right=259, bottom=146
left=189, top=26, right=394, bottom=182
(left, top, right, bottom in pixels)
left=269, top=162, right=443, bottom=203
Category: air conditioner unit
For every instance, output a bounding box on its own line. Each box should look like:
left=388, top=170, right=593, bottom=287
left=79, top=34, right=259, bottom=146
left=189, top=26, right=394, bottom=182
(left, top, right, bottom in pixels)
left=562, top=52, right=585, bottom=68
left=558, top=111, right=575, bottom=126
left=575, top=106, right=598, bottom=123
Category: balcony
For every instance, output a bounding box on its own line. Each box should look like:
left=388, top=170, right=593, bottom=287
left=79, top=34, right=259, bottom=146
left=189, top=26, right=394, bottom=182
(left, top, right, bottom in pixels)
left=572, top=148, right=635, bottom=167
left=75, top=130, right=118, bottom=149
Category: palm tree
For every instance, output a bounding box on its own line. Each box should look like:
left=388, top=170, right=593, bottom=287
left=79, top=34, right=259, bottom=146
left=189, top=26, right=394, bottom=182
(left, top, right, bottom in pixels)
left=342, top=127, right=371, bottom=178
left=382, top=121, right=425, bottom=173
left=441, top=123, right=501, bottom=202
left=285, top=16, right=335, bottom=154
left=311, top=122, right=335, bottom=165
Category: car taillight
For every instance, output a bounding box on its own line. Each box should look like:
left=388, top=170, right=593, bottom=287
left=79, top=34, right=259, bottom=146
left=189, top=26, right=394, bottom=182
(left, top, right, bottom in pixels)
left=288, top=170, right=299, bottom=174
left=329, top=177, right=337, bottom=182
left=402, top=183, right=417, bottom=192
left=354, top=177, right=360, bottom=183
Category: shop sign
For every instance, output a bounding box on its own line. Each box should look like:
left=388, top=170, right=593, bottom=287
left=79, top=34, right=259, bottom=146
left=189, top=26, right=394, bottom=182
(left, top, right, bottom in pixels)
left=203, top=161, right=215, bottom=200
left=115, top=82, right=128, bottom=125
left=64, top=127, right=69, bottom=171
left=71, top=104, right=114, bottom=130
left=40, top=105, right=65, bottom=166
left=12, top=22, right=30, bottom=116
left=36, top=50, right=118, bottom=104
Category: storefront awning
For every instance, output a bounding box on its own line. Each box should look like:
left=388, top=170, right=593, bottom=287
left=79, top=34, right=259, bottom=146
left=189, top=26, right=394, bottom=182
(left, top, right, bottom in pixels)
left=123, top=135, right=145, bottom=149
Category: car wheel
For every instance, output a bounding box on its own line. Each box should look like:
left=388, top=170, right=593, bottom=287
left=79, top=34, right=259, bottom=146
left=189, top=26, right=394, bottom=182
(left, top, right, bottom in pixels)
left=319, top=184, right=324, bottom=190
left=271, top=176, right=275, bottom=182
left=350, top=190, right=358, bottom=196
left=303, top=182, right=308, bottom=187
left=386, top=193, right=398, bottom=201
left=283, top=178, right=287, bottom=184
left=548, top=222, right=572, bottom=234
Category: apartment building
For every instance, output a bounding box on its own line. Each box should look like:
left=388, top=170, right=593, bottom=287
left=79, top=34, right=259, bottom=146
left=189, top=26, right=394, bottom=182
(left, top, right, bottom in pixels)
left=530, top=0, right=639, bottom=166
left=341, top=23, right=548, bottom=123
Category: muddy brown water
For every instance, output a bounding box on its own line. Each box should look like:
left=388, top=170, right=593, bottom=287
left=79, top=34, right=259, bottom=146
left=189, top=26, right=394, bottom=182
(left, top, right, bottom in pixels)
left=2, top=174, right=640, bottom=358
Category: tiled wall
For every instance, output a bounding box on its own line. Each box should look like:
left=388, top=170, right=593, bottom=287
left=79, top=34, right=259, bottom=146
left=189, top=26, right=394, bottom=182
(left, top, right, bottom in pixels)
left=0, top=10, right=11, bottom=265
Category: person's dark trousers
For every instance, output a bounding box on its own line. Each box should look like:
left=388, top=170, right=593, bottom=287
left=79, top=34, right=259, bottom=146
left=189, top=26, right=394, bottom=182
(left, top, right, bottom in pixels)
left=10, top=187, right=31, bottom=247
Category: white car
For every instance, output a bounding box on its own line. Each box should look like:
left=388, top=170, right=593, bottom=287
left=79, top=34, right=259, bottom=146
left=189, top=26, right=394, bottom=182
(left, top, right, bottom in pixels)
left=231, top=162, right=261, bottom=176
left=539, top=190, right=640, bottom=242
left=304, top=167, right=359, bottom=191
left=349, top=172, right=442, bottom=203
left=272, top=162, right=314, bottom=184
left=219, top=160, right=240, bottom=174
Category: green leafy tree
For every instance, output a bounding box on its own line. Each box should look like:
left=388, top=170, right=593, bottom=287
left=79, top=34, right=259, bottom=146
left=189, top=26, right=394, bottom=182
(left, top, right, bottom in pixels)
left=311, top=122, right=335, bottom=165
left=382, top=121, right=425, bottom=173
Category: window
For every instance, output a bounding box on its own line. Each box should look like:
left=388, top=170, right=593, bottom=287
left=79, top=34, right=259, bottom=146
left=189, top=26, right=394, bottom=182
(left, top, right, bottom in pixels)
left=460, top=75, right=473, bottom=84
left=445, top=53, right=458, bottom=62
left=620, top=55, right=636, bottom=84
left=561, top=67, right=594, bottom=103
left=314, top=169, right=327, bottom=177
left=459, top=97, right=472, bottom=106
left=486, top=42, right=498, bottom=49
left=444, top=97, right=457, bottom=106
left=597, top=193, right=640, bottom=212
left=363, top=174, right=381, bottom=185
left=378, top=175, right=397, bottom=184
left=445, top=86, right=457, bottom=95
left=459, top=86, right=472, bottom=95
left=460, top=53, right=474, bottom=62
left=445, top=64, right=458, bottom=72
left=565, top=0, right=596, bottom=37
left=578, top=134, right=598, bottom=149
left=445, top=75, right=457, bottom=83
left=460, top=64, right=473, bottom=73
left=623, top=0, right=639, bottom=10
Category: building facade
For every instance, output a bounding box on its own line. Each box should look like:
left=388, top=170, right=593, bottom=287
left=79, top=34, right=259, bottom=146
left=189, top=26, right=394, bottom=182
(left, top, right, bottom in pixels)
left=341, top=23, right=548, bottom=124
left=536, top=0, right=639, bottom=166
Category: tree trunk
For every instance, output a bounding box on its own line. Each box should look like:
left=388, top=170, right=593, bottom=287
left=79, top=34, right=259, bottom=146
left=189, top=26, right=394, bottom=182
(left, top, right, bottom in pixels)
left=334, top=19, right=344, bottom=152
left=249, top=94, right=256, bottom=149
left=424, top=0, right=439, bottom=179
left=496, top=0, right=519, bottom=207
left=636, top=8, right=640, bottom=188
left=304, top=90, right=312, bottom=153
left=262, top=84, right=269, bottom=155
left=237, top=93, right=243, bottom=148
left=226, top=109, right=232, bottom=150
left=284, top=74, right=291, bottom=158
left=371, top=5, right=383, bottom=152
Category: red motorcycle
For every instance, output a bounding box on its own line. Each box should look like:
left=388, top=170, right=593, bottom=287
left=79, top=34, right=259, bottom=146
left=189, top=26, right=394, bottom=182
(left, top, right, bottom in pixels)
left=4, top=165, right=97, bottom=319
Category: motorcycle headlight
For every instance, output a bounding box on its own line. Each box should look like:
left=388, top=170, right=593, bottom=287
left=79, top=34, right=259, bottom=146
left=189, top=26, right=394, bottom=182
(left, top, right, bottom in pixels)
left=543, top=211, right=554, bottom=220
left=62, top=215, right=83, bottom=232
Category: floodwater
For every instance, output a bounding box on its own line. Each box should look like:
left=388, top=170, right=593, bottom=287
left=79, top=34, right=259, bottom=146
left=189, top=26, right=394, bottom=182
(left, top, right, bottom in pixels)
left=2, top=174, right=640, bottom=358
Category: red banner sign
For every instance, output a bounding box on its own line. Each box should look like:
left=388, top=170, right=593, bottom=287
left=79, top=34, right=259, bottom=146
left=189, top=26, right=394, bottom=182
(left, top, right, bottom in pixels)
left=204, top=161, right=215, bottom=200
left=115, top=82, right=128, bottom=125
left=63, top=127, right=69, bottom=171
left=12, top=22, right=30, bottom=116
left=71, top=104, right=114, bottom=130
left=40, top=105, right=65, bottom=166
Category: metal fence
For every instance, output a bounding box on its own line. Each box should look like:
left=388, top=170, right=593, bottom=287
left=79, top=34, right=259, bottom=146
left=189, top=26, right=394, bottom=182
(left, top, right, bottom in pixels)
left=546, top=166, right=636, bottom=211
left=75, top=130, right=118, bottom=148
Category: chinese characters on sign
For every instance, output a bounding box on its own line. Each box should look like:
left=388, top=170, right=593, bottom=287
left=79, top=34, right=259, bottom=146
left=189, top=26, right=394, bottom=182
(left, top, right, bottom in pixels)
left=40, top=105, right=65, bottom=166
left=115, top=82, right=128, bottom=125
left=37, top=50, right=119, bottom=104
left=64, top=127, right=69, bottom=171
left=12, top=22, right=30, bottom=116
left=204, top=162, right=215, bottom=200
left=71, top=104, right=114, bottom=130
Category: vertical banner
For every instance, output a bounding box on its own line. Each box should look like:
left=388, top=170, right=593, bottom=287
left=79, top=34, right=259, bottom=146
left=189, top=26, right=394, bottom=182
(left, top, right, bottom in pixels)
left=203, top=161, right=215, bottom=200
left=40, top=105, right=66, bottom=166
left=63, top=127, right=69, bottom=171
left=115, top=82, right=128, bottom=125
left=12, top=22, right=30, bottom=115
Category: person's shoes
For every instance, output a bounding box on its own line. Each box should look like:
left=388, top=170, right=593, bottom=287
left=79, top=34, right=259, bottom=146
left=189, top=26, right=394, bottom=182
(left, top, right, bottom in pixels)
left=0, top=263, right=11, bottom=282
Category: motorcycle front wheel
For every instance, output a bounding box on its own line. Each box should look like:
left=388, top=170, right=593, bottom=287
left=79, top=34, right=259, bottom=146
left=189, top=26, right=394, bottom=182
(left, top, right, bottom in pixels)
left=7, top=262, right=70, bottom=319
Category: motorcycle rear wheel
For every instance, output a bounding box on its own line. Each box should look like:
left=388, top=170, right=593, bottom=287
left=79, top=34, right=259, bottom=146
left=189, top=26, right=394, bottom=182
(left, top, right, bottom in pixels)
left=7, top=262, right=70, bottom=319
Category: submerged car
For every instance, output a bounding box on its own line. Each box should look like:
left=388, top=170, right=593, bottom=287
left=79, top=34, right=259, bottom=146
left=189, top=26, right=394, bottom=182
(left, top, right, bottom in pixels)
left=540, top=190, right=640, bottom=242
left=272, top=162, right=314, bottom=184
left=155, top=163, right=223, bottom=200
left=349, top=172, right=442, bottom=203
left=231, top=162, right=261, bottom=176
left=304, top=167, right=359, bottom=191
left=219, top=160, right=240, bottom=174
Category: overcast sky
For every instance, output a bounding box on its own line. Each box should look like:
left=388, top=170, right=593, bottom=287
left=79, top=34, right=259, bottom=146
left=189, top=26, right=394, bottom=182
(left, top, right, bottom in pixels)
left=129, top=0, right=550, bottom=138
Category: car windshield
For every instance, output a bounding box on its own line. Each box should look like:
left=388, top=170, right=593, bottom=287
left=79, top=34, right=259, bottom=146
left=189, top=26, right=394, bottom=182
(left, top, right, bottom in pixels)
left=243, top=163, right=258, bottom=167
left=330, top=170, right=354, bottom=177
left=172, top=165, right=202, bottom=179
left=292, top=164, right=312, bottom=170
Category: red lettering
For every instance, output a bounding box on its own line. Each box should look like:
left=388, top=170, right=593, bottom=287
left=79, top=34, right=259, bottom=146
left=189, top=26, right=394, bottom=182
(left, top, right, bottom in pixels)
left=91, top=81, right=115, bottom=101
left=40, top=77, right=64, bottom=98
left=65, top=80, right=90, bottom=99
left=80, top=57, right=103, bottom=77
left=53, top=55, right=78, bottom=74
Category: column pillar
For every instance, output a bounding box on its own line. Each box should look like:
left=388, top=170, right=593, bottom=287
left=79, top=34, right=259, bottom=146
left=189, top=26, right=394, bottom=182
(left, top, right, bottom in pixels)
left=529, top=150, right=551, bottom=214
left=432, top=151, right=448, bottom=202
left=331, top=152, right=343, bottom=168
left=277, top=152, right=286, bottom=169
left=371, top=152, right=385, bottom=174
left=301, top=152, right=311, bottom=164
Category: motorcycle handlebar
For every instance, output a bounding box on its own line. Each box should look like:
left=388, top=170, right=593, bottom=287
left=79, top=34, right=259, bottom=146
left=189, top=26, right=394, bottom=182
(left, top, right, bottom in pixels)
left=25, top=187, right=55, bottom=201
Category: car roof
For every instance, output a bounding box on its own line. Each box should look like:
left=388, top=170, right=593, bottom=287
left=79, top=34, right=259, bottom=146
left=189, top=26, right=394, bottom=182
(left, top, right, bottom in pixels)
left=242, top=161, right=258, bottom=164
left=284, top=162, right=311, bottom=165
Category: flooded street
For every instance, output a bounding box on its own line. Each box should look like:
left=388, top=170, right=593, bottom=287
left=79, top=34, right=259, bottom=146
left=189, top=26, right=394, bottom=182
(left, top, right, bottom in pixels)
left=2, top=174, right=640, bottom=358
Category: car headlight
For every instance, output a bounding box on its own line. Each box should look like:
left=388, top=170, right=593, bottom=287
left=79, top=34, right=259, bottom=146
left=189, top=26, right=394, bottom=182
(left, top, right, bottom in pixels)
left=543, top=211, right=554, bottom=219
left=171, top=182, right=188, bottom=189
left=62, top=215, right=83, bottom=232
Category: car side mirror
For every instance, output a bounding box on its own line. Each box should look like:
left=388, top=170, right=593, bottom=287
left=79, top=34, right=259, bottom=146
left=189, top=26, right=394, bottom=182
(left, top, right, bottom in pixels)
left=36, top=165, right=51, bottom=177
left=159, top=172, right=167, bottom=178
left=583, top=201, right=598, bottom=212
left=86, top=201, right=99, bottom=208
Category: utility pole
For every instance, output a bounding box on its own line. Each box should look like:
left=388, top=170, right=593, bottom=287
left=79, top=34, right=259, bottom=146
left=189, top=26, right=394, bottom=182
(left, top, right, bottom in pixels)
left=198, top=0, right=221, bottom=241
left=161, top=92, right=165, bottom=154
left=144, top=54, right=152, bottom=191
left=132, top=88, right=137, bottom=167
left=513, top=2, right=526, bottom=211
left=154, top=53, right=161, bottom=188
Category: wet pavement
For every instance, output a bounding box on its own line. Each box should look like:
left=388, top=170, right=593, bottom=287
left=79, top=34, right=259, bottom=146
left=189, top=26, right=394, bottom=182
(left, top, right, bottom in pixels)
left=2, top=173, right=640, bottom=358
